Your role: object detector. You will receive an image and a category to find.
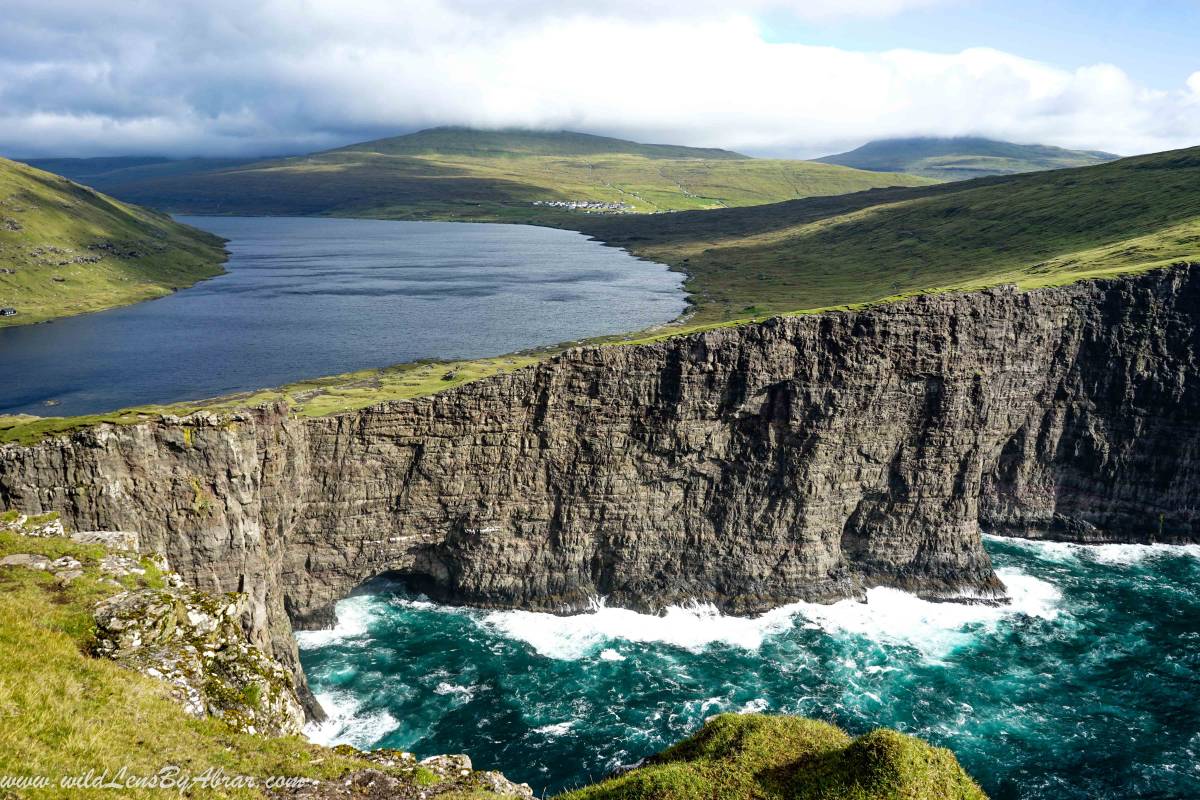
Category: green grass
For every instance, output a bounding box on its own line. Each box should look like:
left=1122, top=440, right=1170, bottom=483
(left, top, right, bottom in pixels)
left=0, top=353, right=544, bottom=445
left=5, top=146, right=1198, bottom=446
left=0, top=157, right=228, bottom=327
left=0, top=529, right=389, bottom=799
left=558, top=713, right=986, bottom=800
left=576, top=145, right=1200, bottom=324
left=61, top=128, right=936, bottom=218
left=816, top=136, right=1118, bottom=180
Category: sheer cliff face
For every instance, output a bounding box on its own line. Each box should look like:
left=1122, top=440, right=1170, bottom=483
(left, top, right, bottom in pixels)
left=2, top=266, right=1198, bottom=673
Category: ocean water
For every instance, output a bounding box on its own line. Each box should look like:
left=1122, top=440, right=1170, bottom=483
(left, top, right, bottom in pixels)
left=297, top=537, right=1200, bottom=799
left=0, top=217, right=685, bottom=416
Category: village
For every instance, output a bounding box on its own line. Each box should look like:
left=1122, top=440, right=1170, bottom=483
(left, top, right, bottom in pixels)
left=531, top=199, right=633, bottom=213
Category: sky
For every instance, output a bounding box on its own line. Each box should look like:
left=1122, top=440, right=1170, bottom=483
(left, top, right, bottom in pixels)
left=1, top=0, right=1198, bottom=159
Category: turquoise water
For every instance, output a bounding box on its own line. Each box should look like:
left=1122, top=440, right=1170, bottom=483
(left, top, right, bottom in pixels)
left=297, top=537, right=1200, bottom=799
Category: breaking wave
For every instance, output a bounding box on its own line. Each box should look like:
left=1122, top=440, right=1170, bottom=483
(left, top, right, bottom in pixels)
left=297, top=537, right=1200, bottom=798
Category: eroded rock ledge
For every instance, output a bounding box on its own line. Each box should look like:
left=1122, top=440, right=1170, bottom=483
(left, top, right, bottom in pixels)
left=3, top=265, right=1198, bottom=716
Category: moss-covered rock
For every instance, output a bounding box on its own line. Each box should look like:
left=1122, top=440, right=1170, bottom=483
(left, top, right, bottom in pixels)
left=92, top=584, right=307, bottom=736
left=557, top=713, right=987, bottom=800
left=268, top=748, right=534, bottom=799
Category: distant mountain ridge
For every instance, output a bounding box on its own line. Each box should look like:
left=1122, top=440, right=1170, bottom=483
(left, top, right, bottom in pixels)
left=20, top=127, right=934, bottom=219
left=25, top=155, right=266, bottom=187
left=335, top=127, right=751, bottom=160
left=816, top=136, right=1119, bottom=180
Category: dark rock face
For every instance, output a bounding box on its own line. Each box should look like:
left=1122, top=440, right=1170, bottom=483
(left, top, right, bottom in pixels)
left=3, top=265, right=1199, bottom=715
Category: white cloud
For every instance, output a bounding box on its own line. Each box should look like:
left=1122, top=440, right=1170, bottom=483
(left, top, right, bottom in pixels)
left=1189, top=71, right=1200, bottom=97
left=0, top=0, right=1196, bottom=158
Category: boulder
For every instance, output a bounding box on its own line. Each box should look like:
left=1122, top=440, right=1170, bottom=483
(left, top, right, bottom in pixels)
left=93, top=586, right=306, bottom=736
left=71, top=530, right=140, bottom=553
left=0, top=553, right=51, bottom=570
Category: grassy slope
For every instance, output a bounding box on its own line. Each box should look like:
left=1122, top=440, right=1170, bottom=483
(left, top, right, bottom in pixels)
left=25, top=155, right=267, bottom=187
left=560, top=713, right=986, bottom=800
left=0, top=157, right=228, bottom=327
left=576, top=146, right=1200, bottom=324
left=71, top=128, right=936, bottom=218
left=817, top=136, right=1118, bottom=180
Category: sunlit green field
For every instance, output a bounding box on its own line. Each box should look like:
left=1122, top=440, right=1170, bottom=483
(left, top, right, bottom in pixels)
left=578, top=146, right=1200, bottom=324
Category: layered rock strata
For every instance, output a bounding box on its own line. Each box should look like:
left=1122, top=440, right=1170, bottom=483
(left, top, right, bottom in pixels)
left=3, top=265, right=1198, bottom=715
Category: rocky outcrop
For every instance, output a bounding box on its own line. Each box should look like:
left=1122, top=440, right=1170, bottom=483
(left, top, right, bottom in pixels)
left=269, top=750, right=534, bottom=800
left=2, top=265, right=1199, bottom=717
left=93, top=585, right=307, bottom=737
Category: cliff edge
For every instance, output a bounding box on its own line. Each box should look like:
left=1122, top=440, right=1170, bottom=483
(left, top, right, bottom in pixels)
left=2, top=265, right=1198, bottom=716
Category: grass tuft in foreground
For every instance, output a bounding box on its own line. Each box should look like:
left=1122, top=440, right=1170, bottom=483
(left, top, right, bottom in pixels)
left=0, top=520, right=988, bottom=799
left=559, top=713, right=987, bottom=800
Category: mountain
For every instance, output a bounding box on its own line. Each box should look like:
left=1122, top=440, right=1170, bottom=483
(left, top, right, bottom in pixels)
left=334, top=126, right=751, bottom=160
left=816, top=136, right=1119, bottom=180
left=577, top=146, right=1200, bottom=324
left=0, top=157, right=227, bottom=326
left=48, top=128, right=936, bottom=219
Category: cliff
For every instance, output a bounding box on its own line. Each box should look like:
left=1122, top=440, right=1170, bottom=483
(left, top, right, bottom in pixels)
left=2, top=265, right=1198, bottom=716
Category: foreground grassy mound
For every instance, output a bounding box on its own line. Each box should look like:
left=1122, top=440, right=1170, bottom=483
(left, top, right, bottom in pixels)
left=578, top=145, right=1200, bottom=324
left=561, top=713, right=986, bottom=800
left=0, top=157, right=227, bottom=326
left=816, top=136, right=1117, bottom=180
left=64, top=127, right=935, bottom=219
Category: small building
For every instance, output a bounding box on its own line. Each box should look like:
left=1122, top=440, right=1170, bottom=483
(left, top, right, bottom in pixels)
left=0, top=307, right=16, bottom=317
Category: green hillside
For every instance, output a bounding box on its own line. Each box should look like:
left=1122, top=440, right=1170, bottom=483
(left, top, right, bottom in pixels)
left=65, top=128, right=936, bottom=219
left=817, top=136, right=1118, bottom=180
left=0, top=157, right=227, bottom=326
left=335, top=126, right=751, bottom=160
left=7, top=146, right=1199, bottom=441
left=577, top=146, right=1200, bottom=324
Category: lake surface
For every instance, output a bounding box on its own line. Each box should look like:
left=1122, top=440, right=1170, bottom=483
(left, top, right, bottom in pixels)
left=298, top=538, right=1200, bottom=799
left=0, top=216, right=685, bottom=416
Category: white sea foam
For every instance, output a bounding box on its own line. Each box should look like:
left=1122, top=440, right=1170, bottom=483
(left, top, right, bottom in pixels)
left=985, top=534, right=1200, bottom=566
left=791, top=568, right=1060, bottom=657
left=532, top=721, right=575, bottom=736
left=599, top=648, right=626, bottom=661
left=474, top=571, right=1060, bottom=661
left=294, top=594, right=383, bottom=649
left=433, top=681, right=476, bottom=700
left=304, top=690, right=398, bottom=748
left=477, top=598, right=802, bottom=659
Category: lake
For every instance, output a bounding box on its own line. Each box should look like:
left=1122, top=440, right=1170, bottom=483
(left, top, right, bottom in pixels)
left=0, top=216, right=685, bottom=416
